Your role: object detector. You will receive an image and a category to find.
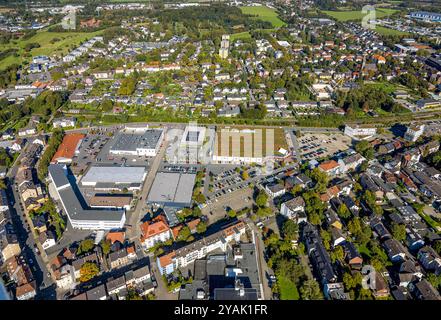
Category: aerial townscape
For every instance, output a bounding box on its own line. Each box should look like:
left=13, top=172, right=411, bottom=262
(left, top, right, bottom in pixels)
left=1, top=0, right=441, bottom=303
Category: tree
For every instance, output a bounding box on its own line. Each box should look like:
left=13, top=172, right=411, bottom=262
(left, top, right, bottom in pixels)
left=355, top=140, right=374, bottom=160
left=330, top=245, right=345, bottom=263
left=193, top=192, right=206, bottom=204
left=299, top=279, right=323, bottom=300
left=256, top=207, right=272, bottom=218
left=357, top=288, right=373, bottom=300
left=256, top=191, right=268, bottom=207
left=348, top=218, right=362, bottom=236
left=343, top=271, right=362, bottom=291
left=320, top=229, right=331, bottom=250
left=100, top=239, right=111, bottom=256
left=126, top=288, right=143, bottom=300
left=308, top=168, right=328, bottom=193
left=79, top=262, right=99, bottom=283
left=241, top=170, right=249, bottom=180
left=282, top=219, right=298, bottom=241
left=434, top=241, right=441, bottom=256
left=427, top=273, right=441, bottom=290
left=178, top=226, right=191, bottom=242
left=196, top=221, right=207, bottom=234
left=228, top=209, right=237, bottom=218
left=337, top=203, right=351, bottom=219
left=0, top=179, right=6, bottom=189
left=391, top=223, right=406, bottom=242
left=291, top=184, right=302, bottom=196
left=77, top=239, right=95, bottom=255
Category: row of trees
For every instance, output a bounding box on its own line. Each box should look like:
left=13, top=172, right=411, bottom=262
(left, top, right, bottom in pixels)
left=37, top=129, right=64, bottom=181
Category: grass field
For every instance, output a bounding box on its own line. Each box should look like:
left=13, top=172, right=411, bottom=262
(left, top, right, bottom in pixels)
left=374, top=26, right=410, bottom=36
left=230, top=31, right=252, bottom=41
left=322, top=8, right=399, bottom=22
left=240, top=6, right=286, bottom=28
left=278, top=276, right=300, bottom=300
left=0, top=29, right=103, bottom=70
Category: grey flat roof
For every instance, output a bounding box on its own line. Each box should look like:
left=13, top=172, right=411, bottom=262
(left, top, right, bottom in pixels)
left=48, top=164, right=70, bottom=189
left=49, top=164, right=125, bottom=222
left=110, top=129, right=163, bottom=152
left=147, top=172, right=196, bottom=207
left=81, top=166, right=146, bottom=184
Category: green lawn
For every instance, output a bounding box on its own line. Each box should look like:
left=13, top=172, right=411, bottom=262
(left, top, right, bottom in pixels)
left=374, top=26, right=410, bottom=36
left=240, top=6, right=286, bottom=28
left=278, top=276, right=300, bottom=300
left=322, top=8, right=399, bottom=22
left=230, top=31, right=252, bottom=41
left=365, top=81, right=398, bottom=95
left=0, top=29, right=103, bottom=70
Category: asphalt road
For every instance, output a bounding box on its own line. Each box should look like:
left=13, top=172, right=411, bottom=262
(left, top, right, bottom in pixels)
left=126, top=136, right=170, bottom=241
left=6, top=180, right=56, bottom=300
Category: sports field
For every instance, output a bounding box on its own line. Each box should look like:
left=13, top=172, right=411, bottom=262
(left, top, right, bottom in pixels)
left=240, top=6, right=286, bottom=28
left=0, top=29, right=103, bottom=70
left=322, top=8, right=398, bottom=22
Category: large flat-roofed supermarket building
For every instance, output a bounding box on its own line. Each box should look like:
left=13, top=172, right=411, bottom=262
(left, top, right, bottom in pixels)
left=80, top=166, right=147, bottom=191
left=109, top=128, right=164, bottom=157
left=48, top=164, right=126, bottom=230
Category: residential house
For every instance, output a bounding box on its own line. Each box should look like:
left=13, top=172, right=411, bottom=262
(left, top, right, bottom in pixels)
left=140, top=218, right=172, bottom=249
left=39, top=230, right=56, bottom=250
left=410, top=279, right=441, bottom=300
left=106, top=275, right=127, bottom=298
left=342, top=242, right=363, bottom=269
left=318, top=160, right=341, bottom=176
left=109, top=248, right=130, bottom=270
left=302, top=223, right=337, bottom=285
left=383, top=239, right=407, bottom=263
left=85, top=284, right=108, bottom=300
left=280, top=197, right=306, bottom=222
left=417, top=246, right=441, bottom=275
left=265, top=182, right=286, bottom=199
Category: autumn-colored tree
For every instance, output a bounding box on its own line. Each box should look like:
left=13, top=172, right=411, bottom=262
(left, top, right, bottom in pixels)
left=79, top=262, right=99, bottom=283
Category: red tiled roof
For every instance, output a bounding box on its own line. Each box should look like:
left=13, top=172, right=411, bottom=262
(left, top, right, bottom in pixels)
left=140, top=220, right=169, bottom=239
left=171, top=225, right=183, bottom=240
left=158, top=251, right=175, bottom=267
left=106, top=231, right=125, bottom=244
left=51, top=133, right=85, bottom=163
left=319, top=160, right=339, bottom=171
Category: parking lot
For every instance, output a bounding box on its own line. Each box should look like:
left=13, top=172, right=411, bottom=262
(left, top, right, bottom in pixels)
left=202, top=186, right=254, bottom=224
left=71, top=132, right=114, bottom=175
left=298, top=133, right=352, bottom=161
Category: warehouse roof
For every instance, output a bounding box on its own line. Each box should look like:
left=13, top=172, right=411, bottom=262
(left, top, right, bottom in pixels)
left=147, top=172, right=196, bottom=207
left=110, top=129, right=163, bottom=152
left=48, top=164, right=125, bottom=222
left=81, top=166, right=146, bottom=184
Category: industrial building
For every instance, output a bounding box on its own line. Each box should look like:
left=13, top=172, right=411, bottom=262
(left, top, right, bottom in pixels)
left=109, top=128, right=164, bottom=157
left=147, top=172, right=196, bottom=207
left=80, top=166, right=147, bottom=191
left=172, top=124, right=215, bottom=164
left=212, top=128, right=277, bottom=164
left=48, top=164, right=126, bottom=230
